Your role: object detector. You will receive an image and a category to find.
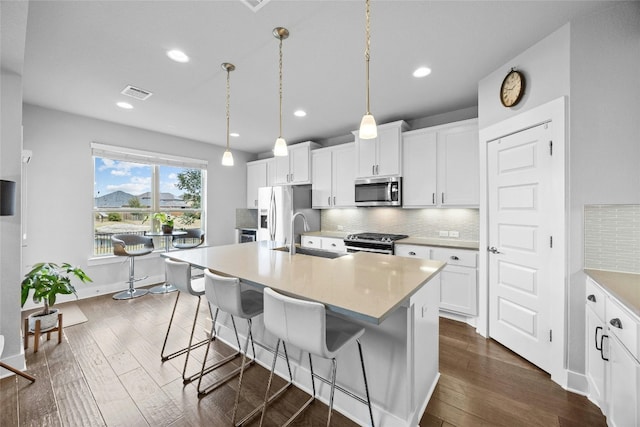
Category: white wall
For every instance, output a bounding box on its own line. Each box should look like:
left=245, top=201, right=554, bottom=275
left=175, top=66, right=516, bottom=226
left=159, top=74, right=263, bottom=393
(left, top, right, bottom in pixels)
left=21, top=104, right=252, bottom=300
left=478, top=1, right=640, bottom=386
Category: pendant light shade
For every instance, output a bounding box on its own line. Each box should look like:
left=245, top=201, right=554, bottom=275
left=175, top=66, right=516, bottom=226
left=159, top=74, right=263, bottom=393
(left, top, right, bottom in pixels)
left=359, top=0, right=377, bottom=139
left=221, top=62, right=235, bottom=167
left=273, top=27, right=289, bottom=156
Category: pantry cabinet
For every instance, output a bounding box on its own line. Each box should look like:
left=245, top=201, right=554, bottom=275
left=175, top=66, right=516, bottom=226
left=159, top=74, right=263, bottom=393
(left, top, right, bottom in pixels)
left=312, top=143, right=355, bottom=208
left=395, top=244, right=478, bottom=316
left=354, top=121, right=409, bottom=179
left=402, top=119, right=479, bottom=207
left=273, top=141, right=320, bottom=185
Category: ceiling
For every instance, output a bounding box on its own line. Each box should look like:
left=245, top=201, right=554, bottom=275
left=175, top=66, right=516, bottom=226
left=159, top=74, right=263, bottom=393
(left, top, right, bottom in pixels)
left=20, top=0, right=612, bottom=155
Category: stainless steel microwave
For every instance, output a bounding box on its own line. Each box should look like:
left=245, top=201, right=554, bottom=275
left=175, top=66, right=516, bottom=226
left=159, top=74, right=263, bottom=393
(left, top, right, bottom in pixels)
left=354, top=176, right=402, bottom=207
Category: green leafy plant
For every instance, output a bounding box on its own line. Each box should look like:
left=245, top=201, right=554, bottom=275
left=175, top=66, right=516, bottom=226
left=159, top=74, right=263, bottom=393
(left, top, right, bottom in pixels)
left=21, top=262, right=92, bottom=316
left=152, top=212, right=174, bottom=227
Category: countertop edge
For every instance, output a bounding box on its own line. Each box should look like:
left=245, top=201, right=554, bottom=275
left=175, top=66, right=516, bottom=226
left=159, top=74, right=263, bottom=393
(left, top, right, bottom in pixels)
left=396, top=237, right=479, bottom=251
left=585, top=269, right=640, bottom=319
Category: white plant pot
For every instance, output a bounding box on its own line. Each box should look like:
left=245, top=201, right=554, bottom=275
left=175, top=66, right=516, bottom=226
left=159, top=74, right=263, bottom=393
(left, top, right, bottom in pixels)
left=28, top=308, right=59, bottom=332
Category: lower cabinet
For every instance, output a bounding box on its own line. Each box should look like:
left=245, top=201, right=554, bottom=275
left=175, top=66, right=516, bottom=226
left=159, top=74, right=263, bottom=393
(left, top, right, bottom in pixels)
left=395, top=244, right=478, bottom=316
left=301, top=235, right=346, bottom=253
left=585, top=277, right=640, bottom=427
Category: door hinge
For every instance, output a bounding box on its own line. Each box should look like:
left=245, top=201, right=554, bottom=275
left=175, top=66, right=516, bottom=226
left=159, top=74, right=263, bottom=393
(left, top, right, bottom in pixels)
left=549, top=140, right=553, bottom=156
left=550, top=329, right=553, bottom=342
left=550, top=236, right=553, bottom=248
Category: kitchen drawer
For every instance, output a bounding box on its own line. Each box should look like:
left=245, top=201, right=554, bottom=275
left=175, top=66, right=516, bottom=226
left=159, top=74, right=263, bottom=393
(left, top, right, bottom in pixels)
left=606, top=296, right=640, bottom=361
left=395, top=244, right=430, bottom=259
left=322, top=237, right=346, bottom=253
left=301, top=236, right=322, bottom=249
left=430, top=247, right=477, bottom=268
left=586, top=278, right=606, bottom=321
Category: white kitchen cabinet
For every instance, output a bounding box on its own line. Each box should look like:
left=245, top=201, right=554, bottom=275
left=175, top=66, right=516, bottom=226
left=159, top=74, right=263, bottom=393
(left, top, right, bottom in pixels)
left=312, top=143, right=355, bottom=208
left=608, top=333, right=640, bottom=427
left=585, top=279, right=607, bottom=411
left=246, top=159, right=268, bottom=208
left=395, top=244, right=478, bottom=316
left=302, top=235, right=346, bottom=253
left=266, top=158, right=276, bottom=187
left=274, top=141, right=319, bottom=185
left=354, top=121, right=409, bottom=179
left=402, top=119, right=479, bottom=208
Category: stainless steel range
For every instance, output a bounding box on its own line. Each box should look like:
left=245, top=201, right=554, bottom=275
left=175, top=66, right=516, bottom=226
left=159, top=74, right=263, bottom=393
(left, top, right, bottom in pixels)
left=344, top=232, right=408, bottom=255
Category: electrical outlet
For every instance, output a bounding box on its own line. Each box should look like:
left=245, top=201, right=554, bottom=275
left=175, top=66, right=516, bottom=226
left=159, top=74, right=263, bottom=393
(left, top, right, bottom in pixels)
left=449, top=231, right=459, bottom=238
left=439, top=230, right=449, bottom=237
left=337, top=225, right=344, bottom=231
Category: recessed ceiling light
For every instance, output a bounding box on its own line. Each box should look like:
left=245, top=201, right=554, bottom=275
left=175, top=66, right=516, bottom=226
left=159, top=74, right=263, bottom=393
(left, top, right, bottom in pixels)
left=230, top=132, right=240, bottom=137
left=294, top=110, right=307, bottom=117
left=167, top=49, right=190, bottom=63
left=116, top=101, right=133, bottom=109
left=413, top=67, right=432, bottom=78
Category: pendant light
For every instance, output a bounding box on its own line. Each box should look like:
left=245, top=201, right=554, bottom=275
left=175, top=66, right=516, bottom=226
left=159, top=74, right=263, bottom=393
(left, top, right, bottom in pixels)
left=221, top=62, right=235, bottom=166
left=273, top=27, right=289, bottom=157
left=359, top=0, right=377, bottom=139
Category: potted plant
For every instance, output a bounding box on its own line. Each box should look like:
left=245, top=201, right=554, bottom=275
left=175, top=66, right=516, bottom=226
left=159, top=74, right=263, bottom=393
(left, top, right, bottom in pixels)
left=153, top=212, right=175, bottom=234
left=21, top=262, right=92, bottom=331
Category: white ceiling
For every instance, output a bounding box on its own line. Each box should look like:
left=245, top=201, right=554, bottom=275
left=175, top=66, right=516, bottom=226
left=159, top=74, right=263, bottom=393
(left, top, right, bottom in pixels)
left=21, top=0, right=612, bottom=154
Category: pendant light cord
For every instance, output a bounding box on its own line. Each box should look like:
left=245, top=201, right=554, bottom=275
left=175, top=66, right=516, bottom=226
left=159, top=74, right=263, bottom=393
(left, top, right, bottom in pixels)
left=226, top=68, right=231, bottom=151
left=278, top=36, right=284, bottom=139
left=365, top=0, right=371, bottom=116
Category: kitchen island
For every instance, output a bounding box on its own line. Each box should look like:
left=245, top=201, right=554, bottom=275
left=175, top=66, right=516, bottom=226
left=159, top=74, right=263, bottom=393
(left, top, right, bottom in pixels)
left=164, top=241, right=445, bottom=426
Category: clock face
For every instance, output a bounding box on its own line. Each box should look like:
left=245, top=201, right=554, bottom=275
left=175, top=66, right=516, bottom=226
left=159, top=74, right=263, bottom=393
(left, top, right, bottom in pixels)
left=500, top=70, right=525, bottom=107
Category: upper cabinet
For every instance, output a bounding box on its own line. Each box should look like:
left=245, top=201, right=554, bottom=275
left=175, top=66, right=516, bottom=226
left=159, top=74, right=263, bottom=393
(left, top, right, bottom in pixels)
left=354, top=121, right=409, bottom=178
left=273, top=141, right=320, bottom=185
left=403, top=119, right=479, bottom=207
left=312, top=143, right=356, bottom=208
left=246, top=159, right=269, bottom=208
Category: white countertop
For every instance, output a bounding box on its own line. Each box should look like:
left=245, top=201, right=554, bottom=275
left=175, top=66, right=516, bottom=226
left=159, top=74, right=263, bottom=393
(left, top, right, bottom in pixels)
left=585, top=269, right=640, bottom=318
left=164, top=240, right=445, bottom=324
left=302, top=231, right=480, bottom=250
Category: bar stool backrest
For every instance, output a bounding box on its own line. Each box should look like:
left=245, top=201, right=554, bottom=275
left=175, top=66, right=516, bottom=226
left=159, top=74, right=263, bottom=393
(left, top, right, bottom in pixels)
left=204, top=270, right=244, bottom=317
left=165, top=258, right=194, bottom=294
left=263, top=287, right=329, bottom=359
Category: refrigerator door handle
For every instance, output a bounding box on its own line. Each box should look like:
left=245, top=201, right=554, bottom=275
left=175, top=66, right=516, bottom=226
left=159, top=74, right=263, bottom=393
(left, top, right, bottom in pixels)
left=270, top=189, right=276, bottom=241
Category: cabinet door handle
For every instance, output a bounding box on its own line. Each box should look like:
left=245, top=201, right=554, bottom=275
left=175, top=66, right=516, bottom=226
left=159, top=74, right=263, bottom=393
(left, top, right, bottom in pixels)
left=409, top=251, right=416, bottom=256
left=595, top=326, right=603, bottom=351
left=450, top=255, right=459, bottom=261
left=376, top=164, right=379, bottom=175
left=372, top=165, right=375, bottom=175
left=600, top=334, right=609, bottom=361
left=441, top=192, right=445, bottom=204
left=432, top=193, right=435, bottom=205
left=610, top=318, right=623, bottom=329
left=333, top=196, right=336, bottom=205
left=290, top=173, right=293, bottom=182
left=328, top=197, right=331, bottom=205
left=587, top=294, right=596, bottom=302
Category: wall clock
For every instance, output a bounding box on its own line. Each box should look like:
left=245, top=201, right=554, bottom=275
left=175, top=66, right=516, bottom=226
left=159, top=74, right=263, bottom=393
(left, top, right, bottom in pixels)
left=500, top=68, right=525, bottom=107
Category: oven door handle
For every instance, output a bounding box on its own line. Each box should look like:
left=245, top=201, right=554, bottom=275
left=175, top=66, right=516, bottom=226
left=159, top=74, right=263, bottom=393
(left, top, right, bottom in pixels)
left=345, top=246, right=393, bottom=254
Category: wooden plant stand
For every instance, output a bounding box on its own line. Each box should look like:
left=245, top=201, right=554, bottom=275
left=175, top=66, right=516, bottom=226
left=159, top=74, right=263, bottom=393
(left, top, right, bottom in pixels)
left=24, top=312, right=63, bottom=353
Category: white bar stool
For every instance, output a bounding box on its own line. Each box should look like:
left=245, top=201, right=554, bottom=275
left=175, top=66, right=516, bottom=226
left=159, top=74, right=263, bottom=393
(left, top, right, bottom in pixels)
left=200, top=271, right=293, bottom=427
left=260, top=287, right=375, bottom=427
left=161, top=258, right=212, bottom=383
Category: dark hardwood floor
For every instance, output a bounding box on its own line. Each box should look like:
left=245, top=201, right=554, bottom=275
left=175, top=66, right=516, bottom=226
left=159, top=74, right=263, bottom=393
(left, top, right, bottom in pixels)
left=1, top=289, right=606, bottom=426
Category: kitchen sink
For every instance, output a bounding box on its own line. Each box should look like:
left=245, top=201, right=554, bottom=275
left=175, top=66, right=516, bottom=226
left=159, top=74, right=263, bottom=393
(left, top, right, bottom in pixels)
left=272, top=246, right=347, bottom=259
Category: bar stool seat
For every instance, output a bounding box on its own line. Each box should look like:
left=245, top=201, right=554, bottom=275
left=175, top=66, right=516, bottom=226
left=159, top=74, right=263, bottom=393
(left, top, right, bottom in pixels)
left=200, top=271, right=293, bottom=427
left=111, top=234, right=154, bottom=300
left=260, top=287, right=375, bottom=427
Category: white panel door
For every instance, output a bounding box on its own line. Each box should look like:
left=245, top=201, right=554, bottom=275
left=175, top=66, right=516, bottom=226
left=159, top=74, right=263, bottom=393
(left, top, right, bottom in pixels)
left=488, top=123, right=553, bottom=373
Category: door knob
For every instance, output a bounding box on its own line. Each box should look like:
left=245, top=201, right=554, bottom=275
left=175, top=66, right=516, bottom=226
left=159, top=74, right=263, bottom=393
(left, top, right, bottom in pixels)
left=488, top=246, right=502, bottom=254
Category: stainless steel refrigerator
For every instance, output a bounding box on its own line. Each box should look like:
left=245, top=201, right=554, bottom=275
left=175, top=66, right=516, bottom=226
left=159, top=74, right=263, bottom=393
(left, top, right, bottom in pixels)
left=257, top=185, right=320, bottom=244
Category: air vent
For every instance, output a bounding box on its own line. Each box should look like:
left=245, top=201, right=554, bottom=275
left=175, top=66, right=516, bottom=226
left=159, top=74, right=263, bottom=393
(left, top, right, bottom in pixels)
left=239, top=0, right=271, bottom=12
left=121, top=85, right=153, bottom=100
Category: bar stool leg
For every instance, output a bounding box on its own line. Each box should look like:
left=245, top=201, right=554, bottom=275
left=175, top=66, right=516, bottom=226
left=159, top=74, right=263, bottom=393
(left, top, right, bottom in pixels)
left=326, top=358, right=338, bottom=427
left=357, top=339, right=375, bottom=427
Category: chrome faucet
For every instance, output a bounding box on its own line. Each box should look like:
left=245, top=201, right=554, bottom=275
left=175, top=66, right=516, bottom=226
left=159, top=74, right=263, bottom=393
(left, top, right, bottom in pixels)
left=290, top=212, right=310, bottom=255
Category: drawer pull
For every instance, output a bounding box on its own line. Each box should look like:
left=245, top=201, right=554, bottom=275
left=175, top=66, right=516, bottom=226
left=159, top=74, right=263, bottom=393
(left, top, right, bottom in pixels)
left=450, top=255, right=459, bottom=261
left=609, top=318, right=623, bottom=329
left=587, top=294, right=596, bottom=302
left=331, top=243, right=336, bottom=247
left=409, top=251, right=416, bottom=256
left=308, top=240, right=314, bottom=244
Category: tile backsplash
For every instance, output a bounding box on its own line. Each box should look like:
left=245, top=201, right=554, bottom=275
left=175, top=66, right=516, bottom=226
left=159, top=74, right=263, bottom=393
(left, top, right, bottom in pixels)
left=584, top=204, right=640, bottom=274
left=321, top=208, right=479, bottom=241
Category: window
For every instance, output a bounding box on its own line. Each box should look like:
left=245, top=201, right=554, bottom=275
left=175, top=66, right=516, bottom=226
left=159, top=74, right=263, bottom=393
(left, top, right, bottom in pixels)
left=92, top=143, right=206, bottom=256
